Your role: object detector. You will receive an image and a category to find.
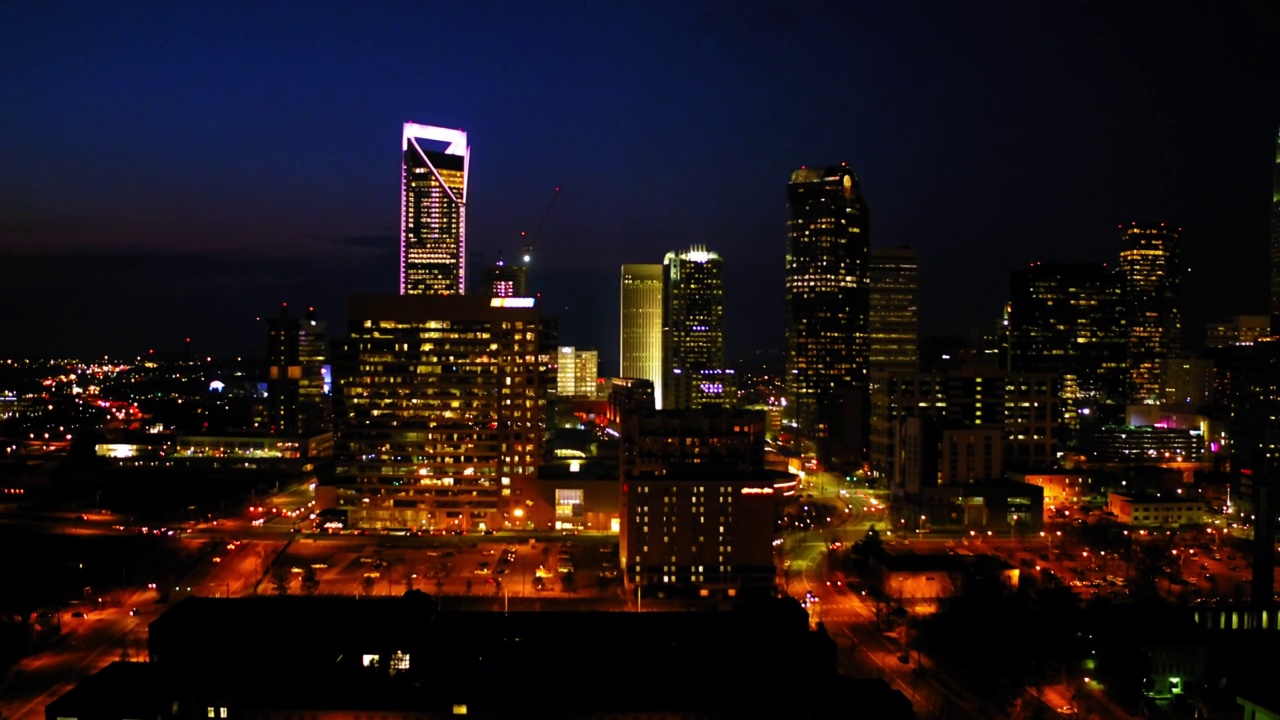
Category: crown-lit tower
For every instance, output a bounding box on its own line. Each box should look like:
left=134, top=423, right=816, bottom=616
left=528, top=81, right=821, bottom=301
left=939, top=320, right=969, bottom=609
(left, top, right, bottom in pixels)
left=1119, top=223, right=1181, bottom=404
left=785, top=164, right=870, bottom=462
left=401, top=122, right=469, bottom=295
left=663, top=246, right=728, bottom=409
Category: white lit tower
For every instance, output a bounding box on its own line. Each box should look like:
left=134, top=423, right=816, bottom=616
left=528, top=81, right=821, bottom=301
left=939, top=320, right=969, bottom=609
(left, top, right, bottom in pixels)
left=401, top=122, right=469, bottom=295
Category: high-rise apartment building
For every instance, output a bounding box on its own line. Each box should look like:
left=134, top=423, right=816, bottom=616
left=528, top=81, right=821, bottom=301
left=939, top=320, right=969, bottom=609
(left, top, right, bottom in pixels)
left=663, top=247, right=729, bottom=409
left=785, top=165, right=870, bottom=460
left=621, top=264, right=664, bottom=407
left=266, top=304, right=330, bottom=436
left=401, top=123, right=469, bottom=296
left=1006, top=262, right=1126, bottom=407
left=323, top=295, right=545, bottom=531
left=869, top=247, right=919, bottom=372
left=1119, top=223, right=1181, bottom=404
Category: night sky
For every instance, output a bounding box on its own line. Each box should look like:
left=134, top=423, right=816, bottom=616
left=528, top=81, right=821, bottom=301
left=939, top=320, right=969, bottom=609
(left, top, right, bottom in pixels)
left=2, top=1, right=1277, bottom=368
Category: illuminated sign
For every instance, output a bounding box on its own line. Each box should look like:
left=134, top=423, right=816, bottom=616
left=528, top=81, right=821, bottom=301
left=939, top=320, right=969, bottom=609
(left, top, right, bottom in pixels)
left=490, top=297, right=536, bottom=308
left=740, top=487, right=774, bottom=495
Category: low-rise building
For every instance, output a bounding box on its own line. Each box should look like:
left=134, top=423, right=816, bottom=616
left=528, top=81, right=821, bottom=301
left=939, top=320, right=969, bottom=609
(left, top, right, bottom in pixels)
left=1107, top=491, right=1204, bottom=527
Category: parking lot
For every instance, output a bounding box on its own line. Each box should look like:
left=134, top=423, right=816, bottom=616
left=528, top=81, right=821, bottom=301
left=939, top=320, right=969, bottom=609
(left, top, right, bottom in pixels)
left=266, top=534, right=624, bottom=600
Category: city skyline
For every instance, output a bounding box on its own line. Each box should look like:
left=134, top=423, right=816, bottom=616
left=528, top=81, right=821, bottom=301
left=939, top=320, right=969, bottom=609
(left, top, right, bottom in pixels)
left=1, top=3, right=1277, bottom=365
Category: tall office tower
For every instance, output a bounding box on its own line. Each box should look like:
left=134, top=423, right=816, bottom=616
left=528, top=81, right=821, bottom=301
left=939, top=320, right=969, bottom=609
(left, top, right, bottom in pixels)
left=481, top=252, right=526, bottom=298
left=266, top=304, right=330, bottom=436
left=554, top=346, right=599, bottom=398
left=401, top=122, right=469, bottom=296
left=663, top=246, right=729, bottom=409
left=785, top=164, right=870, bottom=461
left=1228, top=338, right=1280, bottom=609
left=1270, top=128, right=1280, bottom=330
left=869, top=247, right=920, bottom=372
left=1119, top=223, right=1181, bottom=404
left=575, top=349, right=599, bottom=398
left=323, top=295, right=545, bottom=531
left=621, top=264, right=664, bottom=407
left=1007, top=263, right=1127, bottom=408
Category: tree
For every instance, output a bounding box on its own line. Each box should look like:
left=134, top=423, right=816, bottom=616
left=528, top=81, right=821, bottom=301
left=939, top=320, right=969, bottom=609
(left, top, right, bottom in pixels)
left=300, top=566, right=319, bottom=596
left=849, top=525, right=886, bottom=579
left=270, top=567, right=291, bottom=595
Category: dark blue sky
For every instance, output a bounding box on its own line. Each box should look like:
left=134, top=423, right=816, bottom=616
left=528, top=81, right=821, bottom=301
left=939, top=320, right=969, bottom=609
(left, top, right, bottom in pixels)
left=2, top=1, right=1277, bottom=367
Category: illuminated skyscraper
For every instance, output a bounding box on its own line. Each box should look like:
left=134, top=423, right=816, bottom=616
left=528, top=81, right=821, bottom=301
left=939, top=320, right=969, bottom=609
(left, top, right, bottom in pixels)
left=555, top=346, right=599, bottom=398
left=869, top=247, right=919, bottom=372
left=401, top=122, right=468, bottom=296
left=621, top=264, right=664, bottom=407
left=785, top=165, right=870, bottom=460
left=1119, top=223, right=1181, bottom=404
left=663, top=247, right=729, bottom=409
left=1007, top=262, right=1127, bottom=409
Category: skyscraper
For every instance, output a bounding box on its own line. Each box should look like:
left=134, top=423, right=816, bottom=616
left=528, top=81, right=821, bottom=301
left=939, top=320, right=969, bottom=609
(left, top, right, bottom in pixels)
left=1006, top=262, right=1127, bottom=408
left=1119, top=223, right=1181, bottom=404
left=869, top=247, right=919, bottom=372
left=401, top=122, right=469, bottom=296
left=621, top=264, right=664, bottom=407
left=267, top=303, right=330, bottom=436
left=785, top=165, right=870, bottom=461
left=481, top=252, right=525, bottom=298
left=555, top=346, right=599, bottom=398
left=663, top=246, right=729, bottom=409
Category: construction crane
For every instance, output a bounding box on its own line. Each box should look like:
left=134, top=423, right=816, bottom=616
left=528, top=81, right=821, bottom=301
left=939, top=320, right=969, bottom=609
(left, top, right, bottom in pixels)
left=516, top=186, right=561, bottom=294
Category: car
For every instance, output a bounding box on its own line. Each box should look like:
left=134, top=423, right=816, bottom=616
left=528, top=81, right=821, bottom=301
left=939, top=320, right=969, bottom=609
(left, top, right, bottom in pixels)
left=474, top=566, right=491, bottom=575
left=70, top=611, right=85, bottom=619
left=129, top=607, right=139, bottom=616
left=1230, top=565, right=1241, bottom=572
left=494, top=567, right=507, bottom=575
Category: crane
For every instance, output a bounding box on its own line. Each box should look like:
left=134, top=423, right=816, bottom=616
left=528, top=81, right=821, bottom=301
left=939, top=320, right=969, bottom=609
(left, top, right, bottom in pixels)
left=520, top=186, right=561, bottom=267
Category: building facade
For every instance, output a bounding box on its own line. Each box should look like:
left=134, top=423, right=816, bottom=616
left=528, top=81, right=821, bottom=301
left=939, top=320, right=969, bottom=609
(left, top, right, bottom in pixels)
left=266, top=303, right=330, bottom=436
left=1007, top=262, right=1126, bottom=410
left=324, top=295, right=545, bottom=531
left=619, top=408, right=775, bottom=593
left=663, top=246, right=729, bottom=409
left=869, top=246, right=920, bottom=372
left=785, top=164, right=871, bottom=460
left=1206, top=315, right=1270, bottom=349
left=1107, top=492, right=1205, bottom=527
left=620, top=264, right=664, bottom=408
left=554, top=346, right=599, bottom=399
left=870, top=364, right=1061, bottom=483
left=401, top=123, right=468, bottom=296
left=1119, top=223, right=1181, bottom=404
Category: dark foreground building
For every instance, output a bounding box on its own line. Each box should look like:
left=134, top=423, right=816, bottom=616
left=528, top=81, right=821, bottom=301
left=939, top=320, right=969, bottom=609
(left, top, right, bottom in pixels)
left=47, top=595, right=914, bottom=719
